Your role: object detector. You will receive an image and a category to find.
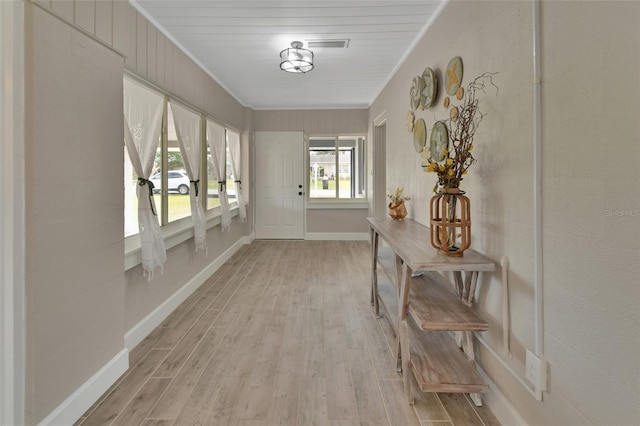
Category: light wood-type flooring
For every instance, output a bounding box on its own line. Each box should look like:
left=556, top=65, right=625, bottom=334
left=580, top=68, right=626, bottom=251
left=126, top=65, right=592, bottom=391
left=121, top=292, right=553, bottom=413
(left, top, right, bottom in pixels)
left=77, top=240, right=499, bottom=426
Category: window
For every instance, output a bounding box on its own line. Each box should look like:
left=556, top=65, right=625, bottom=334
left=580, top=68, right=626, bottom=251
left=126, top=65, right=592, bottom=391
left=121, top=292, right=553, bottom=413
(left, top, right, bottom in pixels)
left=205, top=141, right=234, bottom=210
left=123, top=97, right=163, bottom=237
left=125, top=97, right=186, bottom=236
left=124, top=78, right=243, bottom=240
left=205, top=122, right=234, bottom=211
left=165, top=101, right=190, bottom=223
left=308, top=135, right=366, bottom=199
left=124, top=146, right=140, bottom=237
left=225, top=142, right=235, bottom=203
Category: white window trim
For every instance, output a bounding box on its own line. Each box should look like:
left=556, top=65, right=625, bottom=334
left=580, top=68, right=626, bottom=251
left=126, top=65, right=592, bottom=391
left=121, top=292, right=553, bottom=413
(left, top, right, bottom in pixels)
left=125, top=202, right=239, bottom=271
left=307, top=134, right=368, bottom=204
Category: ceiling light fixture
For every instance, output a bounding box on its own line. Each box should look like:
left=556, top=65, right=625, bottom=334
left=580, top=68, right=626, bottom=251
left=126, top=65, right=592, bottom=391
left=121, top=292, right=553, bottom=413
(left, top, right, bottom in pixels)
left=279, top=41, right=314, bottom=73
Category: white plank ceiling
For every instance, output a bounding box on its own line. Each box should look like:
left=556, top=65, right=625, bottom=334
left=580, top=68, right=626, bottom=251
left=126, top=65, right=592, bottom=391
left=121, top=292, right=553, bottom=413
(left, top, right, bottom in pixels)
left=133, top=0, right=445, bottom=110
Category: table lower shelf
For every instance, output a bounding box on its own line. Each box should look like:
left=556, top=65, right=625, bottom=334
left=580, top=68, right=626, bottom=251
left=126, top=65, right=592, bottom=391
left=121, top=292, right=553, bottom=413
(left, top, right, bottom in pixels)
left=407, top=319, right=488, bottom=394
left=377, top=247, right=488, bottom=332
left=375, top=267, right=487, bottom=395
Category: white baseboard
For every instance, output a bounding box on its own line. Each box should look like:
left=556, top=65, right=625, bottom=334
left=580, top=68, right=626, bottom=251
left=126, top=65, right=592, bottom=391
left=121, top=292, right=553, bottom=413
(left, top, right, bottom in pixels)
left=305, top=232, right=369, bottom=241
left=37, top=349, right=128, bottom=426
left=125, top=236, right=248, bottom=350
left=476, top=365, right=528, bottom=425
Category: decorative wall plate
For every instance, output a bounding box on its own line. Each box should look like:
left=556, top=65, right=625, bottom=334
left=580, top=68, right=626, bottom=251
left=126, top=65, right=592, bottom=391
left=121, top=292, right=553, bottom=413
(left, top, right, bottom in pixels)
left=420, top=67, right=437, bottom=109
left=449, top=106, right=459, bottom=122
left=456, top=86, right=464, bottom=100
left=445, top=56, right=463, bottom=96
left=430, top=121, right=449, bottom=162
left=413, top=118, right=427, bottom=153
left=443, top=97, right=450, bottom=108
left=410, top=76, right=425, bottom=110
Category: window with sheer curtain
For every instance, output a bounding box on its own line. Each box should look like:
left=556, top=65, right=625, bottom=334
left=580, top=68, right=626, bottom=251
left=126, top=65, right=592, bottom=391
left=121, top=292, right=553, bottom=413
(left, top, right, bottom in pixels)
left=124, top=77, right=245, bottom=263
left=123, top=77, right=167, bottom=277
left=171, top=101, right=207, bottom=251
left=227, top=130, right=246, bottom=222
left=206, top=119, right=231, bottom=230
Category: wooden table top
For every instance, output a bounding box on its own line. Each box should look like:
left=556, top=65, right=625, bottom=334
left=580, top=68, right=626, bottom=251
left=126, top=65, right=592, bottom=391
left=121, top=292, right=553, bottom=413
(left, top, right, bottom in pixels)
left=367, top=217, right=495, bottom=272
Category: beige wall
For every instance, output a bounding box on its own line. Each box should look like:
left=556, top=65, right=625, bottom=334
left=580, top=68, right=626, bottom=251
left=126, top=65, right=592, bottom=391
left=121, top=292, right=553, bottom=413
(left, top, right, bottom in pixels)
left=306, top=209, right=370, bottom=234
left=24, top=1, right=250, bottom=423
left=24, top=4, right=126, bottom=423
left=370, top=0, right=640, bottom=424
left=254, top=109, right=370, bottom=235
left=33, top=0, right=247, bottom=131
left=253, top=109, right=368, bottom=134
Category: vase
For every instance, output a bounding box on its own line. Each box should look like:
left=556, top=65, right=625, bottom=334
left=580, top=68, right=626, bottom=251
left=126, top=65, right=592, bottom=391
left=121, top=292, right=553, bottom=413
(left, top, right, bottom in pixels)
left=429, top=188, right=471, bottom=256
left=388, top=201, right=407, bottom=220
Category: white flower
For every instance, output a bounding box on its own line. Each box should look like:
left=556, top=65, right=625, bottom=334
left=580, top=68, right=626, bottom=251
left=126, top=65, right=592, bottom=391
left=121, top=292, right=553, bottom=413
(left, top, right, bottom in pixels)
left=406, top=111, right=415, bottom=132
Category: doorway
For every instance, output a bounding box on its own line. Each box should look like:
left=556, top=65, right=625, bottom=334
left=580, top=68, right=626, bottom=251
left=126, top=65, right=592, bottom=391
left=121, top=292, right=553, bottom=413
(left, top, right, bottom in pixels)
left=372, top=116, right=387, bottom=218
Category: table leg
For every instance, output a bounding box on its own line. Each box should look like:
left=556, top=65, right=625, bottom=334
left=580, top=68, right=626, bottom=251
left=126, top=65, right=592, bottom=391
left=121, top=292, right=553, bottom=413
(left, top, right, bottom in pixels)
left=399, top=320, right=414, bottom=404
left=370, top=228, right=380, bottom=317
left=455, top=270, right=479, bottom=307
left=462, top=330, right=482, bottom=406
left=466, top=271, right=479, bottom=306
left=459, top=270, right=483, bottom=406
left=395, top=263, right=412, bottom=372
left=453, top=271, right=463, bottom=298
left=394, top=253, right=403, bottom=299
left=470, top=393, right=483, bottom=407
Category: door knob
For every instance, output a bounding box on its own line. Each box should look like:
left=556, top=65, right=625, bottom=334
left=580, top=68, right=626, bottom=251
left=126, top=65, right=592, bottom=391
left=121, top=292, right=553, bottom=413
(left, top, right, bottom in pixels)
left=298, top=191, right=303, bottom=196
left=298, top=184, right=303, bottom=188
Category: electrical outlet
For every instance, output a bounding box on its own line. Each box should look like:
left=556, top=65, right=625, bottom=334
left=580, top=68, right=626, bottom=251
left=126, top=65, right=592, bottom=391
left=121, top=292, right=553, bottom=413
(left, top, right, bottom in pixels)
left=525, top=349, right=548, bottom=391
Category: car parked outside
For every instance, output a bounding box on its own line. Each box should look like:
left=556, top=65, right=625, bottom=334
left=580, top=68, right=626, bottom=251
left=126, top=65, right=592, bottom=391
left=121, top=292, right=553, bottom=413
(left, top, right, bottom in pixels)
left=149, top=170, right=190, bottom=194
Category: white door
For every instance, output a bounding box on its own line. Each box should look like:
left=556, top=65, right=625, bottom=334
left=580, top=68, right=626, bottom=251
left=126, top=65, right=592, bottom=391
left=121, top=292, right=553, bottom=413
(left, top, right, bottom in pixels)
left=254, top=131, right=305, bottom=239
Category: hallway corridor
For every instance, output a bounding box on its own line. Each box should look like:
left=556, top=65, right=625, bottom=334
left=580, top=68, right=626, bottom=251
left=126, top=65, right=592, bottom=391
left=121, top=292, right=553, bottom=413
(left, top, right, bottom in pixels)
left=77, top=240, right=498, bottom=425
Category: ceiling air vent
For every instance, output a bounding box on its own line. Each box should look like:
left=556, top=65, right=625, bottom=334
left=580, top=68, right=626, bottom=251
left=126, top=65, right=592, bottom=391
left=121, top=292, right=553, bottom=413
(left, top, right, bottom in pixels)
left=306, top=39, right=350, bottom=49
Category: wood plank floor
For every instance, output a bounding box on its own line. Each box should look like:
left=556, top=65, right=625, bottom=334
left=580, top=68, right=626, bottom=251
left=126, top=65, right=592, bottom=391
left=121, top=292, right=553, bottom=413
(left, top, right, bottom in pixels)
left=77, top=240, right=499, bottom=426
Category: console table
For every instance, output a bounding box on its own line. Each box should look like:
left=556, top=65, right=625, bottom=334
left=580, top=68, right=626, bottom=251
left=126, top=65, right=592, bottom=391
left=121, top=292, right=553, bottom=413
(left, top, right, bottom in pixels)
left=367, top=217, right=495, bottom=405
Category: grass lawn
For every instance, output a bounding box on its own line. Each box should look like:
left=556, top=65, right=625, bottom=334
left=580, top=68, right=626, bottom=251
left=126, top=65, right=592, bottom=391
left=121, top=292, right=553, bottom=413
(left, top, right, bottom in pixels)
left=126, top=179, right=235, bottom=233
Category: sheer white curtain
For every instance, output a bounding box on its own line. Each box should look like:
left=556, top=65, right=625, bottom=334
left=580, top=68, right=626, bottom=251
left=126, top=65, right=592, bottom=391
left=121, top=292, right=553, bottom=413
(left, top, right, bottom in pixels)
left=171, top=102, right=207, bottom=252
left=123, top=77, right=167, bottom=278
left=226, top=130, right=247, bottom=222
left=206, top=120, right=231, bottom=230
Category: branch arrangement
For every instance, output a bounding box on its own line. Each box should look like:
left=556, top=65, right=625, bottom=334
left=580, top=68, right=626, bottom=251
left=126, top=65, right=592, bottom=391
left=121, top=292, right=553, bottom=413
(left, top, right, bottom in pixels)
left=423, top=72, right=498, bottom=192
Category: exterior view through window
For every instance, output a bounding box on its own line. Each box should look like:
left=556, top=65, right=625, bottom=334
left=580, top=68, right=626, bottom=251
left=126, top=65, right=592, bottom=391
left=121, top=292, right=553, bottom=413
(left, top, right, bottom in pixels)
left=206, top=143, right=235, bottom=211
left=165, top=102, right=190, bottom=223
left=309, top=135, right=366, bottom=199
left=124, top=80, right=240, bottom=238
